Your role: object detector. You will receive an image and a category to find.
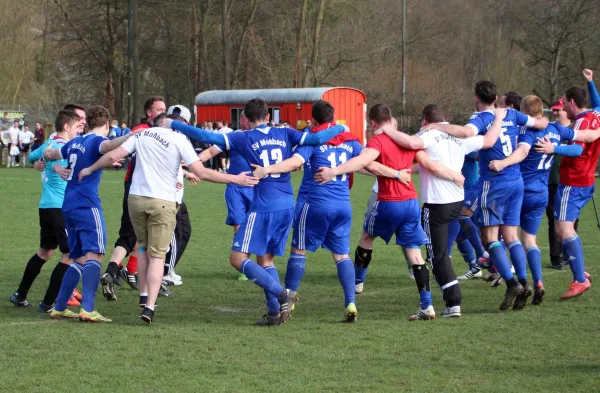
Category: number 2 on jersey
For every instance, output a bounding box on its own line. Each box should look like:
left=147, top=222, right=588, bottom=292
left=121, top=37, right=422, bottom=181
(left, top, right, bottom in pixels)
left=259, top=148, right=283, bottom=178
left=67, top=153, right=77, bottom=181
left=326, top=151, right=347, bottom=181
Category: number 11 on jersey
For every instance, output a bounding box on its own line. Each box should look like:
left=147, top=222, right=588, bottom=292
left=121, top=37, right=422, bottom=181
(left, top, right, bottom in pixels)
left=327, top=152, right=347, bottom=181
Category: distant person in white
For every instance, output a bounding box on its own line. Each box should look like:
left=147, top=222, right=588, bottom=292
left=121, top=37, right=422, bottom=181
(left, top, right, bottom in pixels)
left=217, top=120, right=233, bottom=170
left=378, top=104, right=506, bottom=318
left=19, top=124, right=35, bottom=168
left=7, top=121, right=21, bottom=167
left=78, top=105, right=259, bottom=324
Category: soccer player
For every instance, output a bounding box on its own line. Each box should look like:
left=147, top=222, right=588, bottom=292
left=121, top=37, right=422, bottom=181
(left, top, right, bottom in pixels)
left=164, top=98, right=347, bottom=325
left=9, top=110, right=83, bottom=311
left=44, top=105, right=135, bottom=322
left=418, top=80, right=549, bottom=310
left=489, top=95, right=583, bottom=305
left=315, top=104, right=464, bottom=320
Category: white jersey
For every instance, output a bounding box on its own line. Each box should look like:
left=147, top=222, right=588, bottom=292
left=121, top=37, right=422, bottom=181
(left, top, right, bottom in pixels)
left=417, top=123, right=483, bottom=204
left=19, top=130, right=34, bottom=144
left=218, top=126, right=233, bottom=135
left=8, top=127, right=20, bottom=144
left=121, top=127, right=199, bottom=203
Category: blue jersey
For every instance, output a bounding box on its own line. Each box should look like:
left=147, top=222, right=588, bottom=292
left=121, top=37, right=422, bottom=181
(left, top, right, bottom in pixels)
left=29, top=137, right=68, bottom=209
left=296, top=141, right=363, bottom=207
left=296, top=156, right=313, bottom=203
left=518, top=122, right=575, bottom=192
left=225, top=125, right=306, bottom=213
left=60, top=133, right=108, bottom=212
left=462, top=151, right=479, bottom=189
left=467, top=108, right=533, bottom=181
left=218, top=131, right=252, bottom=188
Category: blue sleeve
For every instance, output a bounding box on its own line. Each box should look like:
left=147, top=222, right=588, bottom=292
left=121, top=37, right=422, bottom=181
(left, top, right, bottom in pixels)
left=465, top=151, right=478, bottom=160
left=517, top=132, right=534, bottom=147
left=554, top=144, right=583, bottom=157
left=225, top=132, right=246, bottom=153
left=556, top=124, right=575, bottom=141
left=91, top=136, right=108, bottom=157
left=587, top=81, right=600, bottom=111
left=171, top=120, right=226, bottom=148
left=28, top=140, right=49, bottom=162
left=466, top=115, right=486, bottom=135
left=294, top=146, right=314, bottom=161
left=352, top=141, right=363, bottom=157
left=300, top=125, right=345, bottom=146
left=60, top=139, right=72, bottom=159
left=514, top=109, right=531, bottom=127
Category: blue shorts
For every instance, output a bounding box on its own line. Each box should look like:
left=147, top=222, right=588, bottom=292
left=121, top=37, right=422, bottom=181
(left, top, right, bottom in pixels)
left=63, top=207, right=107, bottom=259
left=232, top=208, right=294, bottom=256
left=520, top=189, right=547, bottom=235
left=475, top=178, right=524, bottom=227
left=291, top=202, right=352, bottom=255
left=294, top=195, right=308, bottom=222
left=464, top=182, right=480, bottom=213
left=364, top=199, right=429, bottom=248
left=554, top=184, right=595, bottom=222
left=225, top=186, right=253, bottom=226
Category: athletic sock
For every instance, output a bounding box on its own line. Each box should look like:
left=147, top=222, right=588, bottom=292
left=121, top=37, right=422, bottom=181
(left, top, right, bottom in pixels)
left=354, top=246, right=372, bottom=284
left=336, top=258, right=356, bottom=307
left=526, top=247, right=543, bottom=286
left=126, top=255, right=138, bottom=274
left=284, top=253, right=306, bottom=291
left=447, top=219, right=462, bottom=256
left=54, top=263, right=84, bottom=312
left=456, top=237, right=476, bottom=266
left=263, top=266, right=281, bottom=315
left=507, top=240, right=527, bottom=281
left=81, top=260, right=102, bottom=313
left=562, top=234, right=586, bottom=283
left=458, top=216, right=485, bottom=259
left=106, top=261, right=120, bottom=275
left=240, top=259, right=284, bottom=298
left=42, top=262, right=70, bottom=305
left=412, top=264, right=432, bottom=309
left=487, top=241, right=514, bottom=280
left=16, top=253, right=47, bottom=298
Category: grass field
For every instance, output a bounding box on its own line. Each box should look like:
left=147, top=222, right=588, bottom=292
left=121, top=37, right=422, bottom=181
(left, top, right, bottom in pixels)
left=1, top=167, right=599, bottom=393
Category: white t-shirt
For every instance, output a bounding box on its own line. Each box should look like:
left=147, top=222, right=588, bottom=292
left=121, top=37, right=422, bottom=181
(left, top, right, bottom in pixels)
left=19, top=130, right=34, bottom=144
left=175, top=167, right=184, bottom=204
left=121, top=127, right=199, bottom=203
left=372, top=180, right=378, bottom=193
left=417, top=124, right=484, bottom=204
left=8, top=127, right=20, bottom=144
left=218, top=126, right=233, bottom=135
left=0, top=130, right=8, bottom=144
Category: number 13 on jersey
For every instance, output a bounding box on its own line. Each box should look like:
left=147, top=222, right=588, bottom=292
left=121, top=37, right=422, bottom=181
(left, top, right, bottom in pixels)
left=259, top=148, right=283, bottom=178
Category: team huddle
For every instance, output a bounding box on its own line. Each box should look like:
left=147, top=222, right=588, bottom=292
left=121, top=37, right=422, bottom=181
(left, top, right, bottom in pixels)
left=9, top=69, right=600, bottom=325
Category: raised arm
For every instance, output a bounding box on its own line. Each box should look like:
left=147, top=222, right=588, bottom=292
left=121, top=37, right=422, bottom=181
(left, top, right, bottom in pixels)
left=78, top=147, right=130, bottom=181
left=415, top=151, right=464, bottom=187
left=99, top=133, right=135, bottom=154
left=573, top=129, right=600, bottom=143
left=168, top=120, right=227, bottom=147
left=251, top=155, right=304, bottom=179
left=481, top=108, right=507, bottom=148
left=300, top=125, right=346, bottom=146
left=198, top=145, right=222, bottom=162
left=489, top=144, right=529, bottom=172
left=423, top=123, right=476, bottom=138
left=583, top=69, right=600, bottom=110
left=534, top=138, right=583, bottom=157
left=314, top=148, right=379, bottom=184
left=381, top=127, right=424, bottom=150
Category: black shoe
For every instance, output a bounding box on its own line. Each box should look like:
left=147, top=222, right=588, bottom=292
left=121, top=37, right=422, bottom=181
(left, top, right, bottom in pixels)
left=255, top=313, right=281, bottom=326
left=100, top=273, right=117, bottom=301
left=513, top=283, right=533, bottom=310
left=138, top=295, right=157, bottom=309
left=113, top=267, right=124, bottom=287
left=139, top=307, right=154, bottom=324
left=500, top=282, right=524, bottom=311
left=158, top=284, right=172, bottom=297
left=38, top=301, right=54, bottom=313
left=278, top=289, right=298, bottom=324
left=122, top=269, right=139, bottom=290
left=10, top=293, right=31, bottom=307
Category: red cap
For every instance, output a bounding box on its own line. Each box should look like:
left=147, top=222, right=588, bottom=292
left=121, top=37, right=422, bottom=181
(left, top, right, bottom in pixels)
left=550, top=99, right=563, bottom=110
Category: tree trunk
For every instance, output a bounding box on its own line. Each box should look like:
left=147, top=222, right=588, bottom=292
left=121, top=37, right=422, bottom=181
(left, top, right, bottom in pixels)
left=293, top=0, right=308, bottom=88
left=131, top=0, right=140, bottom=124
left=192, top=0, right=200, bottom=94
left=221, top=0, right=231, bottom=89
left=233, top=0, right=259, bottom=87
left=105, top=0, right=116, bottom=115
left=303, top=0, right=327, bottom=87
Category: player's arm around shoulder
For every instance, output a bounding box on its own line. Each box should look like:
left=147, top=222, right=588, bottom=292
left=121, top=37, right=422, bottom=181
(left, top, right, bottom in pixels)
left=415, top=150, right=464, bottom=187
left=99, top=131, right=138, bottom=154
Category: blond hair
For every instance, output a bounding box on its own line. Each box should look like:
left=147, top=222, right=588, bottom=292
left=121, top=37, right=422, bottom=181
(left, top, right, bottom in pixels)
left=521, top=95, right=543, bottom=117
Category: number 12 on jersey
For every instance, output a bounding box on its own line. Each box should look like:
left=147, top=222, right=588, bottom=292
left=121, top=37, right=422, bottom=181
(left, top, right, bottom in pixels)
left=327, top=151, right=347, bottom=181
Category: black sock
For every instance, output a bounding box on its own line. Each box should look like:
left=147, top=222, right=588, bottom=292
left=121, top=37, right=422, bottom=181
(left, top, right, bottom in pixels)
left=16, top=254, right=47, bottom=298
left=106, top=261, right=120, bottom=275
left=163, top=263, right=170, bottom=277
left=412, top=265, right=430, bottom=292
left=506, top=277, right=518, bottom=288
left=42, top=262, right=70, bottom=305
left=354, top=246, right=373, bottom=269
left=518, top=278, right=528, bottom=287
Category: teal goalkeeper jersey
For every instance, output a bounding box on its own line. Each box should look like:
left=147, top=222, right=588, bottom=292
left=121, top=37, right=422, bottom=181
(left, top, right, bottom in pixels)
left=29, top=137, right=68, bottom=209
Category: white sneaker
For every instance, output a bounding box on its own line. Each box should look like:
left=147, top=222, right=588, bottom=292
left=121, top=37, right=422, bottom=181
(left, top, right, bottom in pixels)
left=168, top=269, right=182, bottom=281
left=355, top=282, right=364, bottom=294
left=409, top=305, right=436, bottom=321
left=162, top=274, right=182, bottom=286
left=441, top=306, right=461, bottom=318
left=458, top=267, right=482, bottom=280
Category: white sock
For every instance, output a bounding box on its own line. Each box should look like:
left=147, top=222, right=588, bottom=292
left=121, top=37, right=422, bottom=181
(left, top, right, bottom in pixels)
left=140, top=292, right=148, bottom=296
left=146, top=305, right=155, bottom=311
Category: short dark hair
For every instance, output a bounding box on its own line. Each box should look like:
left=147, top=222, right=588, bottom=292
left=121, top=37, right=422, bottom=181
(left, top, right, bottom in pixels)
left=63, top=103, right=85, bottom=112
left=154, top=113, right=168, bottom=127
left=244, top=99, right=268, bottom=122
left=55, top=110, right=80, bottom=132
left=143, top=96, right=165, bottom=116
left=86, top=106, right=111, bottom=129
left=504, top=91, right=522, bottom=111
left=565, top=87, right=588, bottom=108
left=368, top=104, right=392, bottom=124
left=24, top=122, right=28, bottom=127
left=474, top=80, right=497, bottom=105
left=421, top=104, right=445, bottom=123
left=312, top=100, right=335, bottom=124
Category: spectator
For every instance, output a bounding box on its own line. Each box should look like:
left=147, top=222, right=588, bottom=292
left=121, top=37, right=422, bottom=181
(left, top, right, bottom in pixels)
left=302, top=119, right=312, bottom=132
left=32, top=121, right=45, bottom=151
left=121, top=122, right=131, bottom=136
left=217, top=120, right=233, bottom=171
left=19, top=123, right=35, bottom=168
left=7, top=121, right=21, bottom=167
left=0, top=128, right=8, bottom=166
left=109, top=120, right=121, bottom=139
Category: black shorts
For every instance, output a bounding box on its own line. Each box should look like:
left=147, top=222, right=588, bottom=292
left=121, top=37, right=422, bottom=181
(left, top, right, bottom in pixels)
left=221, top=150, right=230, bottom=159
left=39, top=208, right=69, bottom=254
left=21, top=143, right=30, bottom=152
left=114, top=181, right=137, bottom=255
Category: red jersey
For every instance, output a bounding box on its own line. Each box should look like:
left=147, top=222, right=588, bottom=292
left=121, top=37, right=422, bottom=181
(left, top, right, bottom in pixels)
left=124, top=123, right=150, bottom=183
left=560, top=110, right=600, bottom=187
left=367, top=134, right=418, bottom=202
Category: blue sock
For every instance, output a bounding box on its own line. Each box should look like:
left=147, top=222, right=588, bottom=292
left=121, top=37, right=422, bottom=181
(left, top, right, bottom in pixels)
left=562, top=234, right=586, bottom=282
left=526, top=247, right=543, bottom=286
left=263, top=266, right=280, bottom=315
left=447, top=219, right=462, bottom=256
left=419, top=290, right=432, bottom=309
left=81, top=260, right=102, bottom=312
left=241, top=259, right=284, bottom=298
left=456, top=236, right=476, bottom=266
left=54, top=263, right=83, bottom=311
left=487, top=241, right=513, bottom=280
left=507, top=240, right=527, bottom=281
left=336, top=258, right=355, bottom=307
left=284, top=253, right=306, bottom=291
left=458, top=216, right=485, bottom=259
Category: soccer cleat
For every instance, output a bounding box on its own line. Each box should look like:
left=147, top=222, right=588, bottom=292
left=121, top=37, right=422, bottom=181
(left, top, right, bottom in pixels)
left=100, top=273, right=117, bottom=301
left=67, top=295, right=81, bottom=307
left=513, top=283, right=533, bottom=310
left=488, top=273, right=504, bottom=288
left=279, top=289, right=298, bottom=323
left=584, top=272, right=593, bottom=283
left=162, top=274, right=182, bottom=286
left=138, top=295, right=157, bottom=308
left=50, top=308, right=79, bottom=319
left=237, top=273, right=249, bottom=281
left=10, top=293, right=32, bottom=308
left=139, top=307, right=154, bottom=324
left=410, top=305, right=436, bottom=321
left=532, top=283, right=546, bottom=306
left=72, top=289, right=83, bottom=302
left=499, top=283, right=524, bottom=311
left=560, top=280, right=591, bottom=300
left=122, top=269, right=139, bottom=290
left=113, top=267, right=124, bottom=287
left=158, top=284, right=172, bottom=297
left=255, top=313, right=281, bottom=326
left=79, top=309, right=112, bottom=323
left=441, top=306, right=461, bottom=318
left=458, top=267, right=482, bottom=280
left=38, top=302, right=54, bottom=313
left=342, top=303, right=358, bottom=323
left=355, top=282, right=364, bottom=295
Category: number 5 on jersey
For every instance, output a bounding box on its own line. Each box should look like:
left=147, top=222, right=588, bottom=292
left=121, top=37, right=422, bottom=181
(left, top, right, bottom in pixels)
left=259, top=148, right=283, bottom=178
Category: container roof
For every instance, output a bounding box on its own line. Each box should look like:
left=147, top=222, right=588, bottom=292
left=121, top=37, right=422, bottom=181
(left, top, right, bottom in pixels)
left=195, top=87, right=354, bottom=105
